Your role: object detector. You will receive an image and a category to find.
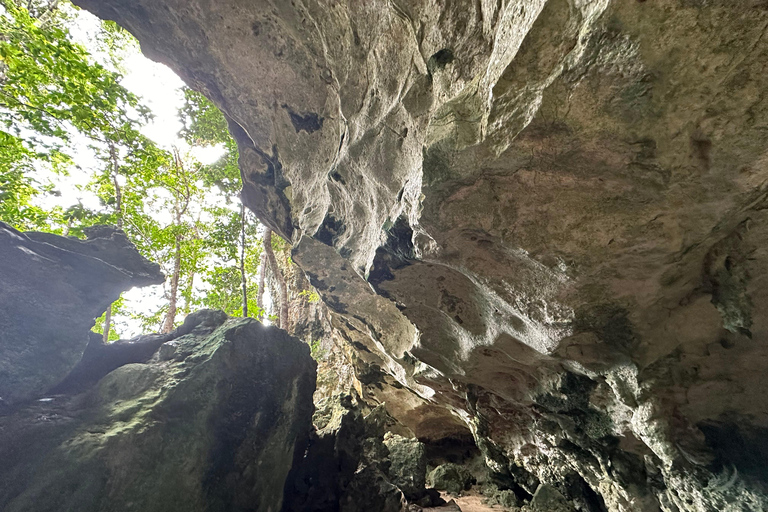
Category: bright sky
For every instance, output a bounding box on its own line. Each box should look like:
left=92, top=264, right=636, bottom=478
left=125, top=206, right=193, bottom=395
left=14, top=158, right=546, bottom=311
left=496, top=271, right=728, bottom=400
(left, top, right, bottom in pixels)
left=55, top=6, right=233, bottom=337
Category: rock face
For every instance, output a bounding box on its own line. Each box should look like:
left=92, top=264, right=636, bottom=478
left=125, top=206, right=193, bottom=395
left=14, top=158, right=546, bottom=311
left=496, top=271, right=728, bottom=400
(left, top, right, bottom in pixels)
left=0, top=311, right=316, bottom=512
left=0, top=223, right=163, bottom=406
left=70, top=1, right=768, bottom=510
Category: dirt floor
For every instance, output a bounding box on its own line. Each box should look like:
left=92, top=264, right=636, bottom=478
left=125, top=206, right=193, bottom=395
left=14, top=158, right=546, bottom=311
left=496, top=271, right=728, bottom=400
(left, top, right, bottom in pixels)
left=422, top=490, right=505, bottom=512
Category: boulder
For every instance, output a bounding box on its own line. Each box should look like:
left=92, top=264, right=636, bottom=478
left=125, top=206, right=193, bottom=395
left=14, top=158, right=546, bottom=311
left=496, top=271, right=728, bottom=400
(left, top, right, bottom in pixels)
left=384, top=433, right=428, bottom=501
left=0, top=312, right=316, bottom=512
left=427, top=464, right=476, bottom=495
left=0, top=223, right=163, bottom=405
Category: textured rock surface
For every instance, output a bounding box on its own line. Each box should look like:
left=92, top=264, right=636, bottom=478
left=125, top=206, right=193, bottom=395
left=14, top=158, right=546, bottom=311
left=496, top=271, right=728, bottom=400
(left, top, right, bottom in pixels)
left=285, top=394, right=407, bottom=512
left=428, top=463, right=476, bottom=496
left=0, top=311, right=316, bottom=512
left=71, top=1, right=768, bottom=510
left=0, top=222, right=163, bottom=406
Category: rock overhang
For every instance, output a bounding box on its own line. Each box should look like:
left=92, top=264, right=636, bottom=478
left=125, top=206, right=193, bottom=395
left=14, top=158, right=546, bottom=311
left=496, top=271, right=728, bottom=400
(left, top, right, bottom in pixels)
left=67, top=1, right=768, bottom=509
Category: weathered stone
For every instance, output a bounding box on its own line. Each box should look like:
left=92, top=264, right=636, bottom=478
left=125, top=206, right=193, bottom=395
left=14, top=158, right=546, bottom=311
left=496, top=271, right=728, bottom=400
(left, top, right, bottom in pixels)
left=385, top=433, right=428, bottom=501
left=0, top=313, right=316, bottom=512
left=0, top=223, right=163, bottom=406
left=427, top=463, right=476, bottom=495
left=52, top=309, right=229, bottom=394
left=64, top=1, right=768, bottom=509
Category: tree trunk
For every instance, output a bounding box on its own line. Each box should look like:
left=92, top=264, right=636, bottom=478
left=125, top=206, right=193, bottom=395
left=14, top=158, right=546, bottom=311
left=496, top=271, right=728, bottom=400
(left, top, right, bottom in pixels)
left=262, top=228, right=289, bottom=329
left=161, top=234, right=182, bottom=333
left=102, top=304, right=112, bottom=343
left=240, top=202, right=248, bottom=317
left=102, top=141, right=122, bottom=342
left=256, top=247, right=266, bottom=319
left=109, top=142, right=123, bottom=229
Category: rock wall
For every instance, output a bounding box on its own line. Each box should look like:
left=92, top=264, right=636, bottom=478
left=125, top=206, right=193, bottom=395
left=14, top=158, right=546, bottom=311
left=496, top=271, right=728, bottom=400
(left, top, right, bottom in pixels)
left=0, top=222, right=163, bottom=406
left=71, top=1, right=768, bottom=510
left=0, top=310, right=316, bottom=512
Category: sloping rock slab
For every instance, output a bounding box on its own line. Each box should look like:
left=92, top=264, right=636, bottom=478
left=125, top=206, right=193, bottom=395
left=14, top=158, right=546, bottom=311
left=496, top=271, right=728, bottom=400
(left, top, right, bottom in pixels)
left=0, top=312, right=316, bottom=512
left=0, top=223, right=163, bottom=405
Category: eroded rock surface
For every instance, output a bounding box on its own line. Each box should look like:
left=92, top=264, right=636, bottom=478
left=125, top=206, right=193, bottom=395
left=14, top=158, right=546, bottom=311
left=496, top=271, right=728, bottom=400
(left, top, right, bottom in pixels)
left=0, top=223, right=163, bottom=406
left=0, top=311, right=316, bottom=512
left=71, top=1, right=768, bottom=510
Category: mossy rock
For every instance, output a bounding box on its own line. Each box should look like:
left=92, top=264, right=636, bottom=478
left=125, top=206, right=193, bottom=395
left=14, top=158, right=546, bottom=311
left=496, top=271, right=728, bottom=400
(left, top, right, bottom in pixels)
left=0, top=313, right=316, bottom=512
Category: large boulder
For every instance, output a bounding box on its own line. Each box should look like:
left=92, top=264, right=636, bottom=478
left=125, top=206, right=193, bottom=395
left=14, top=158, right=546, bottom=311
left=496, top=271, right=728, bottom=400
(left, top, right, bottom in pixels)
left=0, top=311, right=316, bottom=512
left=0, top=223, right=163, bottom=405
left=384, top=433, right=428, bottom=501
left=68, top=1, right=768, bottom=509
left=427, top=463, right=475, bottom=496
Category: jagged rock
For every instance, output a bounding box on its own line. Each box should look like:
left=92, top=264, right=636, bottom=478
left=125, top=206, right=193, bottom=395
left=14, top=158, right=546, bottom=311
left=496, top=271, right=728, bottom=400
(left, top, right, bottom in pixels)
left=427, top=463, right=476, bottom=495
left=0, top=313, right=316, bottom=512
left=65, top=1, right=768, bottom=510
left=385, top=433, right=428, bottom=501
left=0, top=223, right=163, bottom=406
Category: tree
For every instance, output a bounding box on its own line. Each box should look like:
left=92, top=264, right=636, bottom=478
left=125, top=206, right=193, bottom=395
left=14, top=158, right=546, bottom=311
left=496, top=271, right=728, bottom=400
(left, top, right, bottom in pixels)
left=0, top=0, right=154, bottom=231
left=1, top=3, right=283, bottom=336
left=179, top=87, right=264, bottom=320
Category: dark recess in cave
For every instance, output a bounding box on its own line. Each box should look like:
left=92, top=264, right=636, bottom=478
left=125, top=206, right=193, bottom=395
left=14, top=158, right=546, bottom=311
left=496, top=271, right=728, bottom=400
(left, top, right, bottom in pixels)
left=315, top=214, right=346, bottom=247
left=698, top=418, right=768, bottom=484
left=282, top=104, right=324, bottom=134
left=427, top=48, right=454, bottom=75
left=367, top=217, right=415, bottom=296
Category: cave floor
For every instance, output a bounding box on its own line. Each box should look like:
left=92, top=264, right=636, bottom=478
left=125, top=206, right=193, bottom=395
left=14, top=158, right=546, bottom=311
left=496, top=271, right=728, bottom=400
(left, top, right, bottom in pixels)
left=423, top=491, right=503, bottom=512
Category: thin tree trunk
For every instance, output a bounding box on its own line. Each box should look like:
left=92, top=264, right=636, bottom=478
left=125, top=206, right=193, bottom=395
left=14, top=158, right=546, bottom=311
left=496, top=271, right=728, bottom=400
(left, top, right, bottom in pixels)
left=103, top=141, right=122, bottom=342
left=240, top=203, right=248, bottom=317
left=102, top=304, right=112, bottom=343
left=256, top=247, right=266, bottom=320
left=161, top=149, right=191, bottom=334
left=262, top=228, right=288, bottom=329
left=161, top=235, right=182, bottom=333
left=109, top=142, right=123, bottom=229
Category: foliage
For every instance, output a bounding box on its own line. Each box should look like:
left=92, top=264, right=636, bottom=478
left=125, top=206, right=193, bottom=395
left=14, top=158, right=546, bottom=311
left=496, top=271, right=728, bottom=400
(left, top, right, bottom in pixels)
left=179, top=88, right=240, bottom=192
left=0, top=0, right=155, bottom=231
left=0, top=2, right=271, bottom=336
left=299, top=289, right=321, bottom=303
left=309, top=339, right=326, bottom=361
